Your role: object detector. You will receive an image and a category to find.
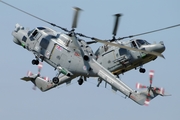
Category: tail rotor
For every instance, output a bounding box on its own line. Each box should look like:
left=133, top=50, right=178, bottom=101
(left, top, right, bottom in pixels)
left=136, top=70, right=165, bottom=106
left=25, top=62, right=50, bottom=90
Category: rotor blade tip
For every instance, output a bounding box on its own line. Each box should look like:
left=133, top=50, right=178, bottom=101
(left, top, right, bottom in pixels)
left=73, top=7, right=82, bottom=11
left=114, top=13, right=122, bottom=17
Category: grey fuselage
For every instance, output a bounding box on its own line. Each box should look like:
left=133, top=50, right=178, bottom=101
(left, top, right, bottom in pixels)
left=12, top=24, right=165, bottom=77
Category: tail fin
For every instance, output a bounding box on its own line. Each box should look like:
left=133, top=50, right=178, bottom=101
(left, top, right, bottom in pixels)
left=130, top=88, right=170, bottom=106
left=131, top=70, right=171, bottom=105
left=21, top=74, right=54, bottom=91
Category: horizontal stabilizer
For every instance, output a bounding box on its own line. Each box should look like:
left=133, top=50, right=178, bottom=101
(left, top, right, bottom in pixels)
left=21, top=74, right=78, bottom=92
left=21, top=77, right=33, bottom=81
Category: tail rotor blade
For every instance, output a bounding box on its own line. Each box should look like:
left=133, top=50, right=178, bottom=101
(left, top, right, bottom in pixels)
left=144, top=91, right=151, bottom=106
left=38, top=62, right=43, bottom=75
left=144, top=98, right=150, bottom=106
left=27, top=71, right=33, bottom=77
left=158, top=87, right=165, bottom=95
left=136, top=83, right=147, bottom=89
left=160, top=88, right=165, bottom=95
left=42, top=76, right=49, bottom=81
left=149, top=70, right=154, bottom=86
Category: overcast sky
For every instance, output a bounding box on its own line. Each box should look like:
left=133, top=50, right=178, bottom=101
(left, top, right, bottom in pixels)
left=0, top=0, right=180, bottom=120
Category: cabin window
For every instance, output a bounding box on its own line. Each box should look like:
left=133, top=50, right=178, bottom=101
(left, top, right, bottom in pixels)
left=119, top=48, right=127, bottom=56
left=40, top=38, right=49, bottom=49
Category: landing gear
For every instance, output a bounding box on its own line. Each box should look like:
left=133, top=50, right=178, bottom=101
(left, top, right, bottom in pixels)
left=52, top=77, right=59, bottom=84
left=32, top=59, right=39, bottom=65
left=139, top=68, right=146, bottom=73
left=97, top=78, right=102, bottom=87
left=78, top=78, right=84, bottom=85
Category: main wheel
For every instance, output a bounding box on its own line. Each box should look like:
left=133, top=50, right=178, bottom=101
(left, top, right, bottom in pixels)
left=139, top=68, right=146, bottom=73
left=52, top=77, right=59, bottom=84
left=32, top=59, right=39, bottom=65
left=78, top=78, right=83, bottom=85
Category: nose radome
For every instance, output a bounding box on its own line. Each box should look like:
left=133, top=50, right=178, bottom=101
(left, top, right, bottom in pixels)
left=154, top=41, right=165, bottom=53
left=13, top=37, right=21, bottom=45
left=143, top=41, right=165, bottom=54
left=14, top=23, right=24, bottom=32
left=12, top=23, right=26, bottom=46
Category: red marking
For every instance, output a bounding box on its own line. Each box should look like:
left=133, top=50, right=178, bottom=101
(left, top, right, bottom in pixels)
left=38, top=63, right=43, bottom=69
left=130, top=95, right=136, bottom=100
left=144, top=98, right=150, bottom=106
left=56, top=45, right=62, bottom=51
left=74, top=52, right=80, bottom=56
left=47, top=84, right=53, bottom=88
left=136, top=83, right=139, bottom=88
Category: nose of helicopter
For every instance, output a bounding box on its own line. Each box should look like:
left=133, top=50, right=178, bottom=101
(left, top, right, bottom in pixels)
left=12, top=23, right=27, bottom=47
left=153, top=41, right=165, bottom=53
left=144, top=41, right=165, bottom=54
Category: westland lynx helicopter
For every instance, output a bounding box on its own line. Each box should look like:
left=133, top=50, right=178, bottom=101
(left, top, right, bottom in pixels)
left=1, top=1, right=174, bottom=105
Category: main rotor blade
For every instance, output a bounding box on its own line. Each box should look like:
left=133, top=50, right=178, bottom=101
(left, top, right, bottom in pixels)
left=0, top=0, right=69, bottom=32
left=72, top=7, right=82, bottom=29
left=117, top=24, right=180, bottom=40
left=113, top=14, right=122, bottom=37
left=92, top=38, right=165, bottom=58
left=86, top=41, right=97, bottom=44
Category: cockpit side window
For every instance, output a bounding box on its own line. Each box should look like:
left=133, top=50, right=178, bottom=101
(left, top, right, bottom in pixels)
left=30, top=30, right=38, bottom=41
left=131, top=41, right=137, bottom=48
left=32, top=30, right=38, bottom=37
left=136, top=39, right=150, bottom=47
left=29, top=29, right=42, bottom=41
left=28, top=29, right=34, bottom=36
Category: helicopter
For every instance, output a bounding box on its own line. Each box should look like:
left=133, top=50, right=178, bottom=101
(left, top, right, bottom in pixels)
left=1, top=1, right=173, bottom=105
